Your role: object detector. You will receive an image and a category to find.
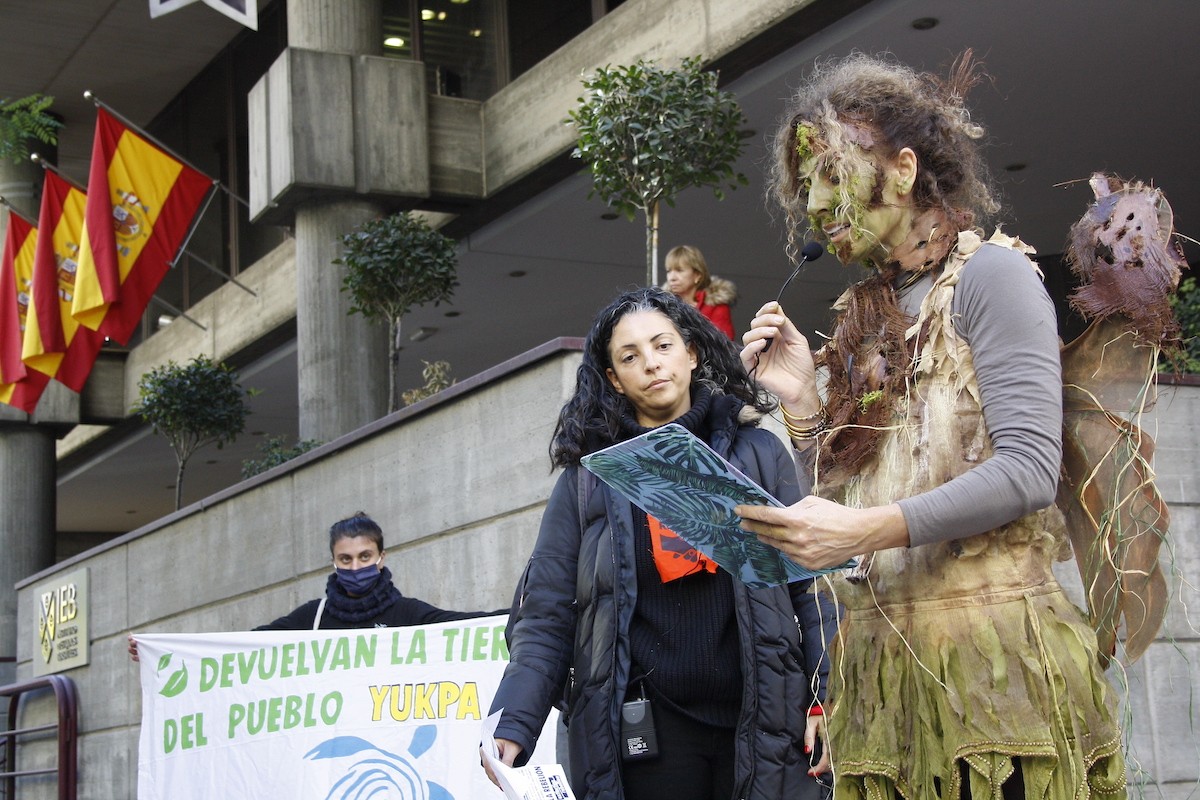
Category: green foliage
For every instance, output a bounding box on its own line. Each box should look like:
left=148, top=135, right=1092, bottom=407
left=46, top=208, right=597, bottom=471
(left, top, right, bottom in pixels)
left=1163, top=275, right=1200, bottom=374
left=0, top=94, right=62, bottom=164
left=241, top=436, right=322, bottom=479
left=335, top=212, right=459, bottom=413
left=567, top=56, right=748, bottom=284
left=335, top=212, right=459, bottom=325
left=401, top=359, right=456, bottom=407
left=133, top=355, right=252, bottom=509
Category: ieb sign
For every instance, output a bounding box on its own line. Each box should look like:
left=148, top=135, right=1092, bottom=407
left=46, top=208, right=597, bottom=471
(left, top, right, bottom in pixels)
left=135, top=616, right=557, bottom=799
left=32, top=567, right=89, bottom=676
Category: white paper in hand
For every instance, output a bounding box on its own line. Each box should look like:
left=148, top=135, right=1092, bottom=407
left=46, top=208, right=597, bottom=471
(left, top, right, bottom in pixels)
left=482, top=711, right=576, bottom=800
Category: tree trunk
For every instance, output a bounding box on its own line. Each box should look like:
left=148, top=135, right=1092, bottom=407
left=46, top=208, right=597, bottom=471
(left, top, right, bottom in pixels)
left=645, top=200, right=661, bottom=287
left=174, top=456, right=187, bottom=511
left=388, top=316, right=402, bottom=413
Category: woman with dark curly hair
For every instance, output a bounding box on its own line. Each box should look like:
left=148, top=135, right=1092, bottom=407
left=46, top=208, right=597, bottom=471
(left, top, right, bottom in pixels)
left=485, top=287, right=835, bottom=800
left=736, top=53, right=1126, bottom=799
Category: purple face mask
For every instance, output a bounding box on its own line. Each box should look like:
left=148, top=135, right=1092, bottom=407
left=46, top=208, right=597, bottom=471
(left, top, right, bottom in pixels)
left=334, top=559, right=381, bottom=595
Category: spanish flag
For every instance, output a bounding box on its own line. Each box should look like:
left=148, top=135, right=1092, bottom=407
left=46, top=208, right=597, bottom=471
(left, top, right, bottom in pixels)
left=73, top=108, right=213, bottom=344
left=0, top=211, right=49, bottom=412
left=22, top=170, right=104, bottom=392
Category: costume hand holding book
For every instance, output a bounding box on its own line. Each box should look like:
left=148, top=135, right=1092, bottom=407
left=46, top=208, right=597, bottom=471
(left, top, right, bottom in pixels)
left=581, top=423, right=853, bottom=588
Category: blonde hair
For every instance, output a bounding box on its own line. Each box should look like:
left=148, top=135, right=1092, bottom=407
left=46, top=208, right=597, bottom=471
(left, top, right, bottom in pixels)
left=664, top=245, right=711, bottom=290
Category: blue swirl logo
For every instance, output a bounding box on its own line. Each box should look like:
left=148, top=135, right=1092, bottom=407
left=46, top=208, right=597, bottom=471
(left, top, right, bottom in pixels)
left=305, top=726, right=453, bottom=800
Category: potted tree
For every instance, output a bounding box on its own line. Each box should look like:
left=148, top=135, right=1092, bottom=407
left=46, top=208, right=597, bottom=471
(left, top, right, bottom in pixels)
left=568, top=56, right=747, bottom=286
left=401, top=359, right=456, bottom=407
left=241, top=436, right=322, bottom=479
left=133, top=355, right=252, bottom=510
left=334, top=211, right=459, bottom=413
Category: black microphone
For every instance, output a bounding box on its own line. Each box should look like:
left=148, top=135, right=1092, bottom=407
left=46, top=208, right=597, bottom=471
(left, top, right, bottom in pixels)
left=797, top=240, right=825, bottom=265
left=761, top=242, right=824, bottom=352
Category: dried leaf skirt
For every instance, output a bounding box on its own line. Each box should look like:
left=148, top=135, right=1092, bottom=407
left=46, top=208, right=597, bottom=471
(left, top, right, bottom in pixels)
left=825, top=572, right=1126, bottom=800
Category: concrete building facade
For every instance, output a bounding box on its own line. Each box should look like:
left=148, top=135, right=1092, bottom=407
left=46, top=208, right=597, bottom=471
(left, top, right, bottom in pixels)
left=2, top=0, right=1198, bottom=796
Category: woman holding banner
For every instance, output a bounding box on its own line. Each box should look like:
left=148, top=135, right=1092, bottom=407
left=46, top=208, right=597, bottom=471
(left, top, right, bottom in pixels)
left=130, top=512, right=493, bottom=660
left=485, top=287, right=835, bottom=800
left=254, top=512, right=495, bottom=631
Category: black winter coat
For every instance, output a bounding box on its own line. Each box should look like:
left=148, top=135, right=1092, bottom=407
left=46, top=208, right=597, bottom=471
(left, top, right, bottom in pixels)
left=491, top=406, right=835, bottom=800
left=255, top=568, right=498, bottom=630
left=254, top=594, right=489, bottom=630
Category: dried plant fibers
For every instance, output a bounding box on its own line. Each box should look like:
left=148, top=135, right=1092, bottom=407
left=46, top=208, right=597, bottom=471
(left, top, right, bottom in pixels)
left=1057, top=173, right=1186, bottom=665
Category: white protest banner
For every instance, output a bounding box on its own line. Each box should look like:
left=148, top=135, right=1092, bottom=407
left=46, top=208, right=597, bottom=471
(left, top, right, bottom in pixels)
left=136, top=615, right=560, bottom=799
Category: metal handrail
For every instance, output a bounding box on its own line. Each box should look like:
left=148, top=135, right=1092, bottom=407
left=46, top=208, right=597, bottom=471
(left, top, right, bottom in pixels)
left=0, top=675, right=78, bottom=800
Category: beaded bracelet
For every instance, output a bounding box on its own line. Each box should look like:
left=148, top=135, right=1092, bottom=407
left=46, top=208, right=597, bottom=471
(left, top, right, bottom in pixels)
left=784, top=411, right=829, bottom=441
left=780, top=405, right=823, bottom=425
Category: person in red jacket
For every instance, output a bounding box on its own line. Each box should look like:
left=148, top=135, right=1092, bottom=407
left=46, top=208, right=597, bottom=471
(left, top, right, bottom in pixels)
left=664, top=245, right=738, bottom=339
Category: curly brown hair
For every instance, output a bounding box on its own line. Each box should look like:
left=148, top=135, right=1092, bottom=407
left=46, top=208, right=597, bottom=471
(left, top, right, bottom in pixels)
left=769, top=51, right=999, bottom=263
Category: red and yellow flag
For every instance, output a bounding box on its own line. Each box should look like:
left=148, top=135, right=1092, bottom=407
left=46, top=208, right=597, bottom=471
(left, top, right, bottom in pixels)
left=22, top=170, right=104, bottom=392
left=0, top=211, right=49, bottom=412
left=73, top=108, right=213, bottom=344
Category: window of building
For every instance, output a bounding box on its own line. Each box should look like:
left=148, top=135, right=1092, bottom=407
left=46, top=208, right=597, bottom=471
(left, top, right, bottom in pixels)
left=507, top=0, right=591, bottom=79
left=381, top=0, right=621, bottom=98
left=382, top=0, right=500, bottom=100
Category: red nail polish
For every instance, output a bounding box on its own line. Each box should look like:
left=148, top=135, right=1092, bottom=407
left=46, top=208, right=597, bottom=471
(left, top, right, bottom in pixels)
left=804, top=745, right=811, bottom=754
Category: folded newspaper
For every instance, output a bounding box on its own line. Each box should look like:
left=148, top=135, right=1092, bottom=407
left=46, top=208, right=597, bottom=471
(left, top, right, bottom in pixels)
left=481, top=711, right=576, bottom=800
left=580, top=423, right=852, bottom=588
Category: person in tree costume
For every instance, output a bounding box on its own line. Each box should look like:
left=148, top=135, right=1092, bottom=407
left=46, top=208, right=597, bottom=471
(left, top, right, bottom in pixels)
left=735, top=52, right=1184, bottom=800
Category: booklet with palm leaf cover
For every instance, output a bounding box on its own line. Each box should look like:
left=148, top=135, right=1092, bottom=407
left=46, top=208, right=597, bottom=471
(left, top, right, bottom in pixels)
left=580, top=423, right=851, bottom=588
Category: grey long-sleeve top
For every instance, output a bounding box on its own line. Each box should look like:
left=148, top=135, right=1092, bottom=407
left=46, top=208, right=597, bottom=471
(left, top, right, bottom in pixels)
left=892, top=242, right=1063, bottom=547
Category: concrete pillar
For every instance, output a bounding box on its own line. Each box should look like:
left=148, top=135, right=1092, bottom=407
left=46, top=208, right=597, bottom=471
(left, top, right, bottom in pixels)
left=0, top=425, right=55, bottom=687
left=286, top=0, right=389, bottom=442
left=2, top=143, right=72, bottom=695
left=0, top=156, right=56, bottom=688
left=295, top=200, right=388, bottom=442
left=0, top=156, right=41, bottom=223
left=287, top=0, right=382, bottom=54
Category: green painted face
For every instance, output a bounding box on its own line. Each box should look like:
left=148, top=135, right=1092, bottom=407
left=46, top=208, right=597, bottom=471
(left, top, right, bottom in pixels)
left=795, top=122, right=908, bottom=267
left=794, top=122, right=818, bottom=166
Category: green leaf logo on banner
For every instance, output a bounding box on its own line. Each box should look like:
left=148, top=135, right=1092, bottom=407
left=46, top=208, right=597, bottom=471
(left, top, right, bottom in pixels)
left=160, top=660, right=189, bottom=697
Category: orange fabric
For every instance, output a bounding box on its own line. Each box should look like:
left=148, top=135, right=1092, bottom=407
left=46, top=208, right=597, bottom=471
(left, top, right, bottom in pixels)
left=647, top=514, right=717, bottom=582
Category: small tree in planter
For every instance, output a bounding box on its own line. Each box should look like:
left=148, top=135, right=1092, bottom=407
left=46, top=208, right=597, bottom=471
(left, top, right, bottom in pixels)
left=241, top=436, right=322, bottom=479
left=401, top=359, right=456, bottom=407
left=0, top=94, right=61, bottom=163
left=568, top=56, right=747, bottom=286
left=133, top=355, right=252, bottom=511
left=335, top=212, right=459, bottom=413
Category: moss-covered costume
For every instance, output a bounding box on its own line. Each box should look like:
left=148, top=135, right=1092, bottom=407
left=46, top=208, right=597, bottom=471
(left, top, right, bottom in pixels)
left=816, top=231, right=1126, bottom=799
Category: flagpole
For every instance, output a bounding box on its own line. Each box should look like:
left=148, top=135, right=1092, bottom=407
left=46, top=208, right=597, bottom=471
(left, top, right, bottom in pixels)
left=29, top=153, right=88, bottom=192
left=168, top=182, right=218, bottom=270
left=148, top=295, right=207, bottom=332
left=0, top=196, right=37, bottom=226
left=179, top=248, right=258, bottom=297
left=82, top=90, right=250, bottom=209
